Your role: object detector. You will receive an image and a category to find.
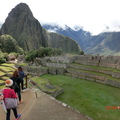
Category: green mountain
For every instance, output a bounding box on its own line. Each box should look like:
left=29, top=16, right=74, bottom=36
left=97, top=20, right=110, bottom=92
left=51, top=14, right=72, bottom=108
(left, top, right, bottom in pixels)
left=0, top=3, right=81, bottom=54
left=42, top=24, right=91, bottom=50
left=84, top=32, right=120, bottom=55
left=42, top=24, right=120, bottom=56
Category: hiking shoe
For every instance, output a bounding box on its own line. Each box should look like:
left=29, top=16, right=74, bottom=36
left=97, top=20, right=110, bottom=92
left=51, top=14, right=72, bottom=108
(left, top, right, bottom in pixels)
left=15, top=114, right=21, bottom=120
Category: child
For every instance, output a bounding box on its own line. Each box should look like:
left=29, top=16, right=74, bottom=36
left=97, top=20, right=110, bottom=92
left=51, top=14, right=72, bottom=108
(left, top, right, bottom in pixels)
left=2, top=79, right=21, bottom=120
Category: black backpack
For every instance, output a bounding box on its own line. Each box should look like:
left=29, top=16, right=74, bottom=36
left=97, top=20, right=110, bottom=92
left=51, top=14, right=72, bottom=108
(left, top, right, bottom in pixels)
left=10, top=77, right=19, bottom=92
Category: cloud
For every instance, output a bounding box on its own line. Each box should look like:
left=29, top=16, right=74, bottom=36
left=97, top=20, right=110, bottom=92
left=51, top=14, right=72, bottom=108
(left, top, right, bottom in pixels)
left=0, top=21, right=3, bottom=28
left=1, top=0, right=120, bottom=35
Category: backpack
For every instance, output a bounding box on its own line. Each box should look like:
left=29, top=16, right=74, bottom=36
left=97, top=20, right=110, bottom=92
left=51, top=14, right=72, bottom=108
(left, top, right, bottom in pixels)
left=10, top=77, right=19, bottom=92
left=13, top=82, right=19, bottom=92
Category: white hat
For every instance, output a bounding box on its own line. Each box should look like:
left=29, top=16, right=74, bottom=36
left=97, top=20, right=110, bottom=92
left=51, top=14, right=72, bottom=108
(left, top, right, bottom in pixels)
left=5, top=79, right=13, bottom=87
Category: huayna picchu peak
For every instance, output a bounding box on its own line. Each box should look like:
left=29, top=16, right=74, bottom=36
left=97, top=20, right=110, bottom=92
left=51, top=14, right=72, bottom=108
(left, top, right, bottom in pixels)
left=0, top=3, right=81, bottom=53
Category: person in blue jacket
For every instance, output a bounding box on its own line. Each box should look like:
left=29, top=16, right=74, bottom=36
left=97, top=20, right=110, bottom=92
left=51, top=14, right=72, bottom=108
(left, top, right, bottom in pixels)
left=18, top=67, right=25, bottom=90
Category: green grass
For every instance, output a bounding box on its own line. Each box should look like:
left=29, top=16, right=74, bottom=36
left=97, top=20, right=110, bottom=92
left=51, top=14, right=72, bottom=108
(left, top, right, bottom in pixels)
left=1, top=76, right=10, bottom=80
left=31, top=76, right=61, bottom=93
left=17, top=63, right=28, bottom=66
left=0, top=66, right=15, bottom=72
left=1, top=63, right=14, bottom=67
left=0, top=71, right=6, bottom=76
left=0, top=80, right=4, bottom=83
left=0, top=63, right=15, bottom=88
left=40, top=74, right=120, bottom=120
left=0, top=85, right=5, bottom=89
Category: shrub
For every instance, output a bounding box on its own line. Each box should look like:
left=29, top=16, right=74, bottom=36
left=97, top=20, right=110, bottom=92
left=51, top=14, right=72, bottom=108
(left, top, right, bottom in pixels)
left=25, top=50, right=37, bottom=61
left=0, top=51, right=7, bottom=63
left=25, top=47, right=63, bottom=62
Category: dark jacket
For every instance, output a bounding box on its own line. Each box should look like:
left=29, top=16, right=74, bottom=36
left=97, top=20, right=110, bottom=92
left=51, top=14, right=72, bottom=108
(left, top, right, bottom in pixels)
left=10, top=76, right=21, bottom=92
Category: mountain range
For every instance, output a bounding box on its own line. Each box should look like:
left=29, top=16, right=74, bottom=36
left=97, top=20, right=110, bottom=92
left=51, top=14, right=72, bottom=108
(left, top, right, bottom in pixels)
left=42, top=24, right=120, bottom=56
left=1, top=2, right=120, bottom=56
left=0, top=3, right=81, bottom=54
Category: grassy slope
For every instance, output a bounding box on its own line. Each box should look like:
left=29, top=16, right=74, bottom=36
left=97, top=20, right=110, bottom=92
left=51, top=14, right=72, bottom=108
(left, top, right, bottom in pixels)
left=69, top=63, right=120, bottom=81
left=0, top=63, right=15, bottom=89
left=41, top=74, right=120, bottom=120
left=71, top=63, right=120, bottom=72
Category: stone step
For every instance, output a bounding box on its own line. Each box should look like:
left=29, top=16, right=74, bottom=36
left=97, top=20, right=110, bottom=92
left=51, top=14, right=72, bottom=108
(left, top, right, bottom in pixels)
left=67, top=68, right=107, bottom=80
left=69, top=64, right=113, bottom=75
left=66, top=68, right=120, bottom=82
left=65, top=73, right=120, bottom=88
left=69, top=63, right=120, bottom=79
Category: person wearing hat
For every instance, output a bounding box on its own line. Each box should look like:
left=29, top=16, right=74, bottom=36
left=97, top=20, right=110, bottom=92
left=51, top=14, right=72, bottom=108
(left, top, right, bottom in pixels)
left=2, top=79, right=21, bottom=120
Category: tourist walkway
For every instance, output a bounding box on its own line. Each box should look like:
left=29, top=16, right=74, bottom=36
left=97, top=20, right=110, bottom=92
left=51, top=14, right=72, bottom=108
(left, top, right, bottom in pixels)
left=0, top=89, right=92, bottom=120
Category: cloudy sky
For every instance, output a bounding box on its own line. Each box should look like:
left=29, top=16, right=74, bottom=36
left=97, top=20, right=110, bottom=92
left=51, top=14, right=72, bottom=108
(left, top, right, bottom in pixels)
left=0, top=0, right=120, bottom=35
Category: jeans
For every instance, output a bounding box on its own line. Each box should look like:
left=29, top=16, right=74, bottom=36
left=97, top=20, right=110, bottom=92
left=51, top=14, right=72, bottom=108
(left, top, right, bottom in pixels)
left=17, top=88, right=21, bottom=101
left=6, top=108, right=17, bottom=120
left=21, top=80, right=24, bottom=90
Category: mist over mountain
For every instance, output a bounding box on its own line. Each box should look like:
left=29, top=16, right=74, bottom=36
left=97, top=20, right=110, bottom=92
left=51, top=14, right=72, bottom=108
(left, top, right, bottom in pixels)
left=0, top=3, right=81, bottom=54
left=42, top=24, right=91, bottom=50
left=1, top=2, right=120, bottom=56
left=42, top=24, right=120, bottom=56
left=84, top=32, right=120, bottom=55
left=0, top=22, right=2, bottom=28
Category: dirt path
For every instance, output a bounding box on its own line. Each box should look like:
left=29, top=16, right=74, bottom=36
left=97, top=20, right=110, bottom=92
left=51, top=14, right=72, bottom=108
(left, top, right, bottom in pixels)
left=0, top=89, right=92, bottom=120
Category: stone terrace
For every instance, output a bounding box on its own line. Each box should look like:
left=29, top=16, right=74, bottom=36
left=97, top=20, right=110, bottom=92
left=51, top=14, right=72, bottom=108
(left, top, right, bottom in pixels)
left=21, top=55, right=120, bottom=89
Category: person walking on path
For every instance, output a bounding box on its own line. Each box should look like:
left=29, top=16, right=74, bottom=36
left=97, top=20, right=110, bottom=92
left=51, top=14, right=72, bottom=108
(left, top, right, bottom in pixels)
left=2, top=79, right=21, bottom=120
left=18, top=66, right=25, bottom=90
left=10, top=70, right=23, bottom=104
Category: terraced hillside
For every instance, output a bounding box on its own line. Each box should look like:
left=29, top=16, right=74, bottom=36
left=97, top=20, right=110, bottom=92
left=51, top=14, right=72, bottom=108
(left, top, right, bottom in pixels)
left=0, top=63, right=15, bottom=89
left=0, top=56, right=120, bottom=120
left=66, top=62, right=120, bottom=88
left=25, top=55, right=120, bottom=89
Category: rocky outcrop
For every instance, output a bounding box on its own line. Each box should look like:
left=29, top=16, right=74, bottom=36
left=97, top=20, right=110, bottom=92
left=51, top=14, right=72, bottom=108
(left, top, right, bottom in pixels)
left=0, top=3, right=48, bottom=51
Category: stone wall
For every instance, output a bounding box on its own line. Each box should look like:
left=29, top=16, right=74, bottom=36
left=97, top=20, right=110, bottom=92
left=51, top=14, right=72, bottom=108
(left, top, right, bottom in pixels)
left=112, top=72, right=120, bottom=78
left=66, top=72, right=120, bottom=88
left=34, top=55, right=78, bottom=66
left=20, top=66, right=48, bottom=76
left=67, top=69, right=106, bottom=81
left=104, top=79, right=120, bottom=88
left=75, top=55, right=120, bottom=69
left=69, top=64, right=113, bottom=75
left=46, top=62, right=68, bottom=69
left=18, top=65, right=66, bottom=76
left=75, top=55, right=100, bottom=66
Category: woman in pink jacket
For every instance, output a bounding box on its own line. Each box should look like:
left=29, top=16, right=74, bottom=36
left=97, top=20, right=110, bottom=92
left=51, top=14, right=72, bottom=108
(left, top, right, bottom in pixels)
left=2, top=79, right=21, bottom=120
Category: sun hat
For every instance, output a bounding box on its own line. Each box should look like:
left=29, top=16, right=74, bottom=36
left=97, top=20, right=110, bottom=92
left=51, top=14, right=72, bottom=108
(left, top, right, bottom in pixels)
left=5, top=79, right=13, bottom=87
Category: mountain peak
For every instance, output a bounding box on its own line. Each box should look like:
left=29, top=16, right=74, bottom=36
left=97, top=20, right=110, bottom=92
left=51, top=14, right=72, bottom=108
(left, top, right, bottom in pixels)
left=73, top=25, right=83, bottom=31
left=9, top=3, right=33, bottom=18
left=0, top=3, right=81, bottom=53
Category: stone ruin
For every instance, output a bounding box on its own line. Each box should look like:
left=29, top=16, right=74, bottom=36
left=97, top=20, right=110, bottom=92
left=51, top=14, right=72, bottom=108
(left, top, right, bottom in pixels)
left=18, top=54, right=120, bottom=89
